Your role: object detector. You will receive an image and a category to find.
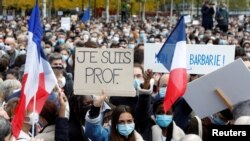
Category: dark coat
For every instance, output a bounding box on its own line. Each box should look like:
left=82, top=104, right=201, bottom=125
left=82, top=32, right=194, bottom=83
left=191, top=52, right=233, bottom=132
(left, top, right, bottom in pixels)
left=201, top=5, right=215, bottom=30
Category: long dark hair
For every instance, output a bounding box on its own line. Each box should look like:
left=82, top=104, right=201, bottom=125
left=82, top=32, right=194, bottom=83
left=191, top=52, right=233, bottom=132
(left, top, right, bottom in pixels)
left=110, top=105, right=136, bottom=141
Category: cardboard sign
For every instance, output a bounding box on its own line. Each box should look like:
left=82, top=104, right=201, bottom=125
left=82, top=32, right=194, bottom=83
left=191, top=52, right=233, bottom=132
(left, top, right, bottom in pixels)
left=144, top=44, right=235, bottom=74
left=60, top=17, right=71, bottom=31
left=184, top=59, right=250, bottom=118
left=74, top=48, right=136, bottom=97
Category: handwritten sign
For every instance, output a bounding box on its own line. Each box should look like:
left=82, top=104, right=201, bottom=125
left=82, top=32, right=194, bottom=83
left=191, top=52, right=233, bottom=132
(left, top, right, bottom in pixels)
left=74, top=48, right=136, bottom=96
left=144, top=43, right=235, bottom=74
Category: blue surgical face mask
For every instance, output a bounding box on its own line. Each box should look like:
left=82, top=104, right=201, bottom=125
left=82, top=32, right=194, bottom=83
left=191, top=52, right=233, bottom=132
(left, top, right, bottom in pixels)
left=128, top=44, right=135, bottom=49
left=159, top=87, right=167, bottom=98
left=155, top=115, right=173, bottom=128
left=219, top=39, right=228, bottom=45
left=58, top=38, right=65, bottom=44
left=140, top=33, right=145, bottom=39
left=0, top=42, right=4, bottom=48
left=133, top=79, right=141, bottom=90
left=211, top=115, right=227, bottom=125
left=117, top=123, right=135, bottom=137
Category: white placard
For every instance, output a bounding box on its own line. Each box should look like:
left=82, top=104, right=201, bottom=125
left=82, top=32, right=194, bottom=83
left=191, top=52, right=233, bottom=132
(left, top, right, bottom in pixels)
left=74, top=48, right=136, bottom=97
left=144, top=44, right=235, bottom=75
left=238, top=15, right=244, bottom=21
left=7, top=16, right=14, bottom=21
left=192, top=20, right=200, bottom=25
left=184, top=15, right=192, bottom=23
left=184, top=59, right=250, bottom=118
left=58, top=11, right=63, bottom=16
left=60, top=17, right=71, bottom=31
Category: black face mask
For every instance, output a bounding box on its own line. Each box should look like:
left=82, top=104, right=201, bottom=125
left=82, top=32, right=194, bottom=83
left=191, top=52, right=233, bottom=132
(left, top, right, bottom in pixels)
left=82, top=105, right=92, bottom=119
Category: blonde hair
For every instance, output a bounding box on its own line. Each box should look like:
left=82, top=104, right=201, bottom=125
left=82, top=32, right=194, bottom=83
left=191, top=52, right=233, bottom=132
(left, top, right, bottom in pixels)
left=1, top=79, right=21, bottom=98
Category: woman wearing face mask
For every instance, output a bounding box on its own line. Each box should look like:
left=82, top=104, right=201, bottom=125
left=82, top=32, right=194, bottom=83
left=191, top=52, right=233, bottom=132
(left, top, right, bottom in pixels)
left=135, top=69, right=185, bottom=141
left=85, top=91, right=144, bottom=141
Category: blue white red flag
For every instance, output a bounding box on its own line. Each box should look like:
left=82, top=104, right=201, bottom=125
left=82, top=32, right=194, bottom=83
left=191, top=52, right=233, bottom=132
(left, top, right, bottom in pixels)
left=11, top=0, right=57, bottom=138
left=156, top=16, right=187, bottom=112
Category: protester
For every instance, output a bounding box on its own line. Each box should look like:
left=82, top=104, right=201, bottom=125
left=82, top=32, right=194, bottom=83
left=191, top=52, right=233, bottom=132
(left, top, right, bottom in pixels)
left=201, top=0, right=215, bottom=30
left=179, top=134, right=203, bottom=141
left=85, top=90, right=144, bottom=141
left=0, top=3, right=250, bottom=141
left=215, top=2, right=229, bottom=32
left=0, top=116, right=13, bottom=141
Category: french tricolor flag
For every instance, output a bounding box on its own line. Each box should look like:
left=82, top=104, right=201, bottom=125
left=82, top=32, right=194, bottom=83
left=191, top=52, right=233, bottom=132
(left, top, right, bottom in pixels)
left=156, top=16, right=187, bottom=112
left=11, top=1, right=57, bottom=138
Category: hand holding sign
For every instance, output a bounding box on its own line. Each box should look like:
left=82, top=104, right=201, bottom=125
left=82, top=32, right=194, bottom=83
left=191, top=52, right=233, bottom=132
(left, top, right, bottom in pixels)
left=93, top=89, right=107, bottom=107
left=74, top=48, right=136, bottom=97
left=143, top=69, right=153, bottom=89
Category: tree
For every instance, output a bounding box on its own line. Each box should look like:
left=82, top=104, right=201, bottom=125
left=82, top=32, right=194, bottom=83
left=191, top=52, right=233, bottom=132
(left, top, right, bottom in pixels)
left=105, top=0, right=110, bottom=23
left=141, top=0, right=146, bottom=21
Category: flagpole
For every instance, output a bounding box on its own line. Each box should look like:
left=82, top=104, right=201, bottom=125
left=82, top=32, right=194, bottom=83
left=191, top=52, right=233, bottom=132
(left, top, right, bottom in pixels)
left=31, top=1, right=38, bottom=137
left=31, top=89, right=37, bottom=138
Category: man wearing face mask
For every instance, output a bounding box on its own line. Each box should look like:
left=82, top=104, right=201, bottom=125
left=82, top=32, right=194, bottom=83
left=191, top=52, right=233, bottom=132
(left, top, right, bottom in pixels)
left=4, top=37, right=19, bottom=67
left=135, top=69, right=185, bottom=141
left=49, top=53, right=73, bottom=99
left=57, top=33, right=66, bottom=45
left=243, top=41, right=250, bottom=58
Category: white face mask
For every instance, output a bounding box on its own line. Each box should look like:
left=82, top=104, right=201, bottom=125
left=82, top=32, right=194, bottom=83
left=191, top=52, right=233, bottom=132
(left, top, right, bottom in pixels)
left=90, top=37, right=97, bottom=42
left=4, top=45, right=11, bottom=51
left=246, top=53, right=250, bottom=58
left=24, top=112, right=39, bottom=125
left=59, top=76, right=66, bottom=88
left=19, top=50, right=26, bottom=55
left=62, top=55, right=69, bottom=61
left=83, top=34, right=89, bottom=42
left=113, top=36, right=119, bottom=42
left=44, top=48, right=52, bottom=54
left=98, top=39, right=103, bottom=44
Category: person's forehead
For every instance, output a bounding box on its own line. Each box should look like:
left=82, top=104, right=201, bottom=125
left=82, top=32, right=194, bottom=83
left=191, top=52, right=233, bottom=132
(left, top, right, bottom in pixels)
left=5, top=38, right=15, bottom=43
left=156, top=104, right=173, bottom=114
left=52, top=59, right=62, bottom=63
left=119, top=112, right=133, bottom=121
left=159, top=74, right=169, bottom=87
left=134, top=67, right=142, bottom=74
left=60, top=50, right=68, bottom=54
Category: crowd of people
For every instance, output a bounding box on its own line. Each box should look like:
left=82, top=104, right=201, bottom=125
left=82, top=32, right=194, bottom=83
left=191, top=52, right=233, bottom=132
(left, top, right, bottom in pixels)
left=0, top=0, right=250, bottom=140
